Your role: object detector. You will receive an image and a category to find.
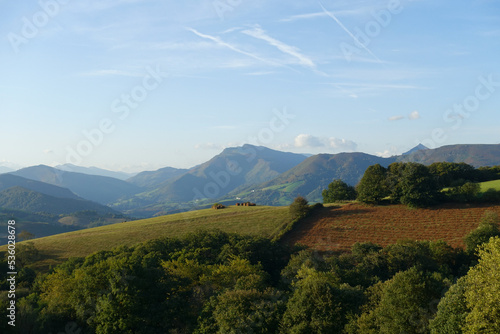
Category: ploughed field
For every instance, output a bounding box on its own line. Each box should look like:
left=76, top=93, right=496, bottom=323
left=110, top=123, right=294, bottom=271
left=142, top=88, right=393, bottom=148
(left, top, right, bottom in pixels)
left=283, top=203, right=500, bottom=252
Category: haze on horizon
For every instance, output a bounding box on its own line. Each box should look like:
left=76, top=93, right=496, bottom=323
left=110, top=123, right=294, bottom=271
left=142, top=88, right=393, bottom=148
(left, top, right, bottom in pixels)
left=1, top=0, right=499, bottom=173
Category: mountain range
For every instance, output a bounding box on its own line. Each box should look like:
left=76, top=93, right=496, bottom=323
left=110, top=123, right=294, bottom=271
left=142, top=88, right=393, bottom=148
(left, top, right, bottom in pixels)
left=1, top=143, right=500, bottom=226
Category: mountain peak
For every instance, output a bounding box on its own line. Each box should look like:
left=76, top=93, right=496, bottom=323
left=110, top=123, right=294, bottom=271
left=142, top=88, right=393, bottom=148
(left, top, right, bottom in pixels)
left=403, top=144, right=429, bottom=156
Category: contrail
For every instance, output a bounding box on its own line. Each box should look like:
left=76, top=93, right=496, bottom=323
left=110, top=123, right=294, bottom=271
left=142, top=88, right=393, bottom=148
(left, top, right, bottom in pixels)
left=319, top=2, right=382, bottom=63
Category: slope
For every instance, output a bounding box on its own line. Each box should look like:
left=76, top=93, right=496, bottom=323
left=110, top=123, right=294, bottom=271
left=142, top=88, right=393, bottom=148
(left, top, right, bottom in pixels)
left=12, top=165, right=142, bottom=204
left=400, top=143, right=500, bottom=167
left=127, top=144, right=308, bottom=206
left=4, top=205, right=292, bottom=270
left=0, top=186, right=121, bottom=215
left=282, top=202, right=500, bottom=252
left=230, top=152, right=396, bottom=205
left=127, top=166, right=189, bottom=189
left=0, top=174, right=81, bottom=199
left=55, top=163, right=136, bottom=180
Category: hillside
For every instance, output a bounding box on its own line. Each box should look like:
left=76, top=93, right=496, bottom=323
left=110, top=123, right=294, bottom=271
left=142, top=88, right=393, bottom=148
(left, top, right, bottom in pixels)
left=0, top=186, right=120, bottom=215
left=5, top=205, right=291, bottom=270
left=116, top=145, right=308, bottom=215
left=283, top=202, right=500, bottom=252
left=127, top=166, right=189, bottom=189
left=229, top=152, right=396, bottom=205
left=12, top=165, right=142, bottom=204
left=399, top=143, right=500, bottom=167
left=55, top=163, right=136, bottom=180
left=0, top=173, right=81, bottom=199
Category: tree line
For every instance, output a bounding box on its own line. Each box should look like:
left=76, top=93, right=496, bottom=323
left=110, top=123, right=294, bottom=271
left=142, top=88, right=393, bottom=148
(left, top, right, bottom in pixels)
left=323, top=162, right=500, bottom=207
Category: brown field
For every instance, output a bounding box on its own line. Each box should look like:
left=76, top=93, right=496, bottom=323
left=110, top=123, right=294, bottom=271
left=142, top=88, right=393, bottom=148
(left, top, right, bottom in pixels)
left=283, top=203, right=500, bottom=252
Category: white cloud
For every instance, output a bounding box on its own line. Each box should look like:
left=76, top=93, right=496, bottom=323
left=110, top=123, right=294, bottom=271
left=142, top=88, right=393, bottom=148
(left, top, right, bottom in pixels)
left=194, top=142, right=224, bottom=150
left=295, top=134, right=324, bottom=148
left=389, top=115, right=404, bottom=121
left=293, top=134, right=357, bottom=151
left=409, top=110, right=420, bottom=120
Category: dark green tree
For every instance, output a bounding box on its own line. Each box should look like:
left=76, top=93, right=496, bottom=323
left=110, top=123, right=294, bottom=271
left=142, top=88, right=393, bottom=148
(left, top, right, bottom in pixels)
left=399, top=163, right=440, bottom=208
left=322, top=179, right=357, bottom=203
left=356, top=164, right=389, bottom=204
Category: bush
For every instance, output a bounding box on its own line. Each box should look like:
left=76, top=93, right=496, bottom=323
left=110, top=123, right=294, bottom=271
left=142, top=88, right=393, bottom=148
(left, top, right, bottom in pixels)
left=289, top=196, right=310, bottom=220
left=464, top=211, right=500, bottom=255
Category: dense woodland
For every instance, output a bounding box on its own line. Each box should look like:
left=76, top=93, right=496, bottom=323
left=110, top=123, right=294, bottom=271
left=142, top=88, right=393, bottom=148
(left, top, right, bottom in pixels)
left=1, top=161, right=500, bottom=333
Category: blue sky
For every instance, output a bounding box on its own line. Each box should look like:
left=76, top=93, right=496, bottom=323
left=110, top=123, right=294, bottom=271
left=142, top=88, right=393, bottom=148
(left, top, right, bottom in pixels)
left=1, top=0, right=499, bottom=172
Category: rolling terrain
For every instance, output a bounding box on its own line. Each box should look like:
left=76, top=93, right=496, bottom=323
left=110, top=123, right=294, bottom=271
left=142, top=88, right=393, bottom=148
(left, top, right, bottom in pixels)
left=3, top=205, right=291, bottom=271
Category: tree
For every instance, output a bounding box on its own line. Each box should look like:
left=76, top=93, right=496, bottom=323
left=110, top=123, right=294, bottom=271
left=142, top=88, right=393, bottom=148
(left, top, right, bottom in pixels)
left=399, top=163, right=440, bottom=208
left=289, top=196, right=310, bottom=220
left=18, top=230, right=35, bottom=241
left=350, top=267, right=448, bottom=334
left=322, top=179, right=357, bottom=203
left=356, top=164, right=389, bottom=204
left=280, top=267, right=364, bottom=334
left=464, top=211, right=500, bottom=255
left=463, top=237, right=500, bottom=333
left=430, top=276, right=468, bottom=334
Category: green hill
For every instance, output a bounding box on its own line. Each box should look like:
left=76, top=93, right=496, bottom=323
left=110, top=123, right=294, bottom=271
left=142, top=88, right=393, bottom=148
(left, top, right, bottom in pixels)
left=2, top=205, right=292, bottom=270
left=480, top=179, right=500, bottom=191
left=228, top=152, right=396, bottom=205
left=0, top=186, right=120, bottom=216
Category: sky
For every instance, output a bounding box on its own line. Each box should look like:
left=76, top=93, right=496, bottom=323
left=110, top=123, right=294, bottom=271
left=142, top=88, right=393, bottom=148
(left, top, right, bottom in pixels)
left=1, top=0, right=499, bottom=172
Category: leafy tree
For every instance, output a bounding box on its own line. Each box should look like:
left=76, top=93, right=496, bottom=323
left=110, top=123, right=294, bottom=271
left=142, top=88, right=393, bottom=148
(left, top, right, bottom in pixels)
left=289, top=196, right=310, bottom=220
left=322, top=179, right=357, bottom=203
left=280, top=267, right=364, bottom=334
left=463, top=237, right=500, bottom=333
left=18, top=230, right=35, bottom=241
left=386, top=162, right=407, bottom=203
left=464, top=211, right=500, bottom=255
left=399, top=163, right=440, bottom=208
left=350, top=267, right=448, bottom=334
left=356, top=164, right=389, bottom=204
left=444, top=182, right=481, bottom=203
left=430, top=276, right=468, bottom=334
left=429, top=162, right=478, bottom=188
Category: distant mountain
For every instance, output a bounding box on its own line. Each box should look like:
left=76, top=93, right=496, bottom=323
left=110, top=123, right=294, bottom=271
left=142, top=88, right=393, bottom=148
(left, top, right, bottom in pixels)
left=125, top=145, right=308, bottom=206
left=0, top=166, right=14, bottom=174
left=403, top=143, right=429, bottom=156
left=229, top=152, right=396, bottom=205
left=11, top=165, right=142, bottom=205
left=0, top=174, right=81, bottom=199
left=0, top=186, right=120, bottom=215
left=55, top=163, right=136, bottom=180
left=399, top=144, right=500, bottom=167
left=127, top=167, right=189, bottom=189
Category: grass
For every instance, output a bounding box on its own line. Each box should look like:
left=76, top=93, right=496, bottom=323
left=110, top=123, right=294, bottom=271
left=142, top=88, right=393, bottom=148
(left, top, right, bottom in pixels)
left=480, top=179, right=500, bottom=192
left=0, top=205, right=291, bottom=271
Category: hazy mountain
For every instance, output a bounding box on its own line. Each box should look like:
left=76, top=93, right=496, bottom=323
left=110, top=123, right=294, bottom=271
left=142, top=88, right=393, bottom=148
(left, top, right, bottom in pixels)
left=130, top=144, right=308, bottom=204
left=0, top=166, right=14, bottom=174
left=0, top=186, right=120, bottom=215
left=402, top=143, right=429, bottom=156
left=398, top=144, right=500, bottom=167
left=127, top=167, right=189, bottom=189
left=229, top=152, right=397, bottom=205
left=55, top=163, right=136, bottom=180
left=12, top=165, right=142, bottom=205
left=0, top=174, right=81, bottom=199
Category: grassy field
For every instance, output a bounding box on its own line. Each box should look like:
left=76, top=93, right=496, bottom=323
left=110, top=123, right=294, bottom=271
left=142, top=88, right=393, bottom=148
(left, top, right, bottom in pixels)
left=283, top=202, right=500, bottom=252
left=1, top=205, right=291, bottom=271
left=480, top=179, right=500, bottom=191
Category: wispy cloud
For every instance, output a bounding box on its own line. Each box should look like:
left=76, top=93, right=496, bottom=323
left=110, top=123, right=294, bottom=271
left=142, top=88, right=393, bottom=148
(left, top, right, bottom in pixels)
left=187, top=27, right=282, bottom=68
left=389, top=115, right=405, bottom=121
left=242, top=25, right=317, bottom=69
left=319, top=2, right=382, bottom=63
left=389, top=111, right=421, bottom=122
left=78, top=69, right=144, bottom=77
